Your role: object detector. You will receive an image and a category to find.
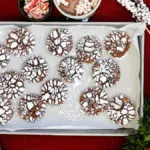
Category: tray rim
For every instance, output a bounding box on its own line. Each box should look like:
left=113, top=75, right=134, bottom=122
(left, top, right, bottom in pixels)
left=0, top=22, right=144, bottom=136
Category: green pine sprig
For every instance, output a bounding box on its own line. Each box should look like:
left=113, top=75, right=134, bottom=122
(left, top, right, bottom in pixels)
left=123, top=96, right=150, bottom=150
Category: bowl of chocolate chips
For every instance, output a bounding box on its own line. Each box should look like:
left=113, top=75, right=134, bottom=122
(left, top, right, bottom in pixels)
left=53, top=0, right=101, bottom=20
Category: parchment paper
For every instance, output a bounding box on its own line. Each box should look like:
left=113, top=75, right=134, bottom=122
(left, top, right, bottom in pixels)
left=0, top=23, right=146, bottom=131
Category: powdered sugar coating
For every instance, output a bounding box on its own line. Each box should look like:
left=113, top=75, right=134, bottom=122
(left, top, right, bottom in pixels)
left=0, top=72, right=25, bottom=99
left=22, top=56, right=48, bottom=83
left=92, top=59, right=120, bottom=88
left=41, top=79, right=68, bottom=105
left=18, top=94, right=46, bottom=122
left=6, top=28, right=35, bottom=57
left=80, top=87, right=109, bottom=115
left=0, top=45, right=10, bottom=69
left=46, top=28, right=73, bottom=56
left=104, top=30, right=131, bottom=57
left=107, top=95, right=135, bottom=126
left=76, top=36, right=102, bottom=63
left=58, top=56, right=84, bottom=83
left=0, top=97, right=13, bottom=125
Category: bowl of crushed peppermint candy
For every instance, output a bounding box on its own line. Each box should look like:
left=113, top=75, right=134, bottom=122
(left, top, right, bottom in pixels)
left=18, top=0, right=52, bottom=21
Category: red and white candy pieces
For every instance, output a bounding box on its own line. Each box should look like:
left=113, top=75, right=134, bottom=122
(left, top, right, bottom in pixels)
left=24, top=0, right=50, bottom=20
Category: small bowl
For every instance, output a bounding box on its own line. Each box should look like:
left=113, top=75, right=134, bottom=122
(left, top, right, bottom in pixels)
left=53, top=0, right=102, bottom=20
left=18, top=0, right=52, bottom=21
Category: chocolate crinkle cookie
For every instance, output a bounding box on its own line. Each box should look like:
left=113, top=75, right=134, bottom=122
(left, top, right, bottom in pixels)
left=0, top=72, right=25, bottom=99
left=0, top=97, right=13, bottom=125
left=76, top=36, right=102, bottom=63
left=6, top=28, right=35, bottom=57
left=0, top=44, right=10, bottom=69
left=58, top=56, right=84, bottom=83
left=92, top=59, right=120, bottom=88
left=41, top=79, right=68, bottom=105
left=80, top=87, right=109, bottom=115
left=22, top=56, right=48, bottom=83
left=104, top=30, right=131, bottom=58
left=18, top=94, right=46, bottom=122
left=46, top=28, right=73, bottom=56
left=107, top=95, right=135, bottom=126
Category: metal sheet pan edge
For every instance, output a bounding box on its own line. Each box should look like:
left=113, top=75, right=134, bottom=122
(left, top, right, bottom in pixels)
left=0, top=22, right=144, bottom=136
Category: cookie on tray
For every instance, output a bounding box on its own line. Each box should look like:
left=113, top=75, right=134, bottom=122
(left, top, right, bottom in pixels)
left=104, top=30, right=131, bottom=57
left=107, top=95, right=136, bottom=126
left=0, top=71, right=24, bottom=99
left=18, top=94, right=46, bottom=122
left=0, top=44, right=10, bottom=69
left=41, top=79, right=68, bottom=105
left=0, top=97, right=13, bottom=125
left=76, top=36, right=102, bottom=63
left=80, top=87, right=109, bottom=115
left=92, top=58, right=120, bottom=88
left=46, top=28, right=73, bottom=56
left=22, top=56, right=48, bottom=83
left=6, top=28, right=35, bottom=57
left=58, top=56, right=84, bottom=83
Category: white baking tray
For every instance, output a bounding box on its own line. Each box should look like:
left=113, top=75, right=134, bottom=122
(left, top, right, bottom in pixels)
left=0, top=22, right=144, bottom=136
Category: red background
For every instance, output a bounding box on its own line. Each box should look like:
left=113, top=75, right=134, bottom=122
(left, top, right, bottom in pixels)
left=0, top=0, right=150, bottom=149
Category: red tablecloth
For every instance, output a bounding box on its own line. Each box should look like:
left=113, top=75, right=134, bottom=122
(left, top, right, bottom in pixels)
left=0, top=0, right=150, bottom=149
